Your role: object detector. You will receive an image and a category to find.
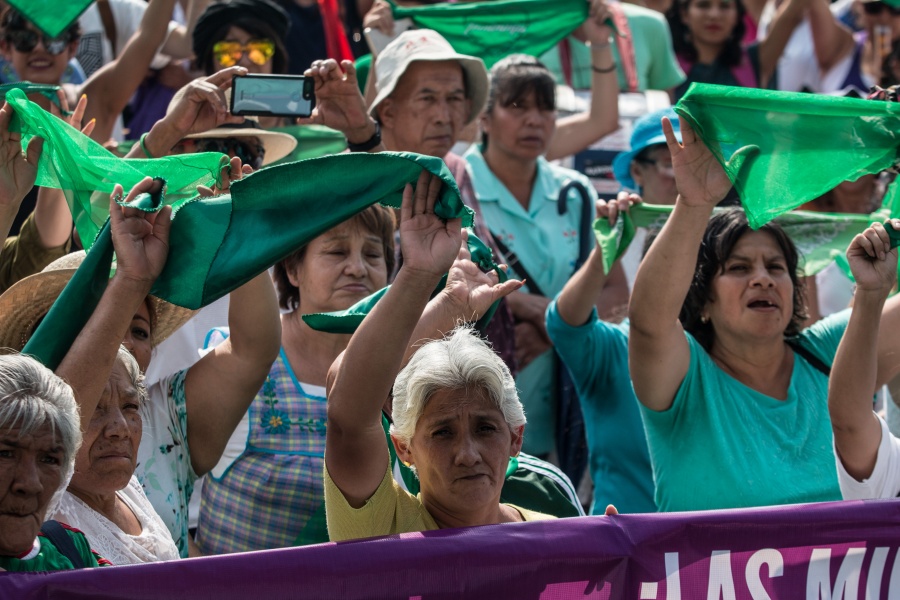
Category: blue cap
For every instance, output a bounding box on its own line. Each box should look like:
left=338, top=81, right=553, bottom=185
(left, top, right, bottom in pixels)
left=612, top=108, right=682, bottom=191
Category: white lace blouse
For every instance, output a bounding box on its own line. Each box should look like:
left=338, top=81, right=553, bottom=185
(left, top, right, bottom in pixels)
left=51, top=476, right=180, bottom=565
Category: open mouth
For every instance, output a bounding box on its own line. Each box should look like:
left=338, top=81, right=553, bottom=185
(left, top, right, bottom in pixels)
left=747, top=299, right=778, bottom=309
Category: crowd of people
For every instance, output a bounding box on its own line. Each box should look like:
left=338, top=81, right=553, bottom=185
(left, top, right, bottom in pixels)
left=0, top=0, right=899, bottom=576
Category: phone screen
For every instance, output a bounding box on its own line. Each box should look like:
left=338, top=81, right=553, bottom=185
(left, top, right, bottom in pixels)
left=231, top=75, right=315, bottom=118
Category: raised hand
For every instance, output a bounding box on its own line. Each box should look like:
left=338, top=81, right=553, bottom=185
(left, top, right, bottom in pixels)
left=439, top=230, right=524, bottom=321
left=109, top=177, right=173, bottom=289
left=161, top=66, right=248, bottom=139
left=574, top=0, right=614, bottom=45
left=197, top=156, right=253, bottom=197
left=300, top=59, right=377, bottom=144
left=847, top=220, right=900, bottom=295
left=363, top=0, right=395, bottom=35
left=598, top=191, right=642, bottom=226
left=399, top=169, right=462, bottom=279
left=0, top=102, right=42, bottom=213
left=663, top=116, right=732, bottom=208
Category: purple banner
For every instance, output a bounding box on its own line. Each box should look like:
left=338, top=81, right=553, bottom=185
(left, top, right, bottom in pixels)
left=2, top=499, right=900, bottom=599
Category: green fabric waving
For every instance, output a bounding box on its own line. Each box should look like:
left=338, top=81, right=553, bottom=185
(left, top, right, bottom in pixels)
left=593, top=204, right=894, bottom=275
left=302, top=230, right=505, bottom=334
left=6, top=0, right=95, bottom=38
left=391, top=0, right=588, bottom=69
left=22, top=149, right=470, bottom=369
left=674, top=83, right=900, bottom=229
left=4, top=88, right=227, bottom=249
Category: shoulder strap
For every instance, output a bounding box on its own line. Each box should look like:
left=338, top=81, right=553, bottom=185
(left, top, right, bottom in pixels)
left=40, top=521, right=87, bottom=569
left=97, top=0, right=118, bottom=60
left=785, top=338, right=831, bottom=377
left=610, top=4, right=639, bottom=93
left=489, top=232, right=546, bottom=298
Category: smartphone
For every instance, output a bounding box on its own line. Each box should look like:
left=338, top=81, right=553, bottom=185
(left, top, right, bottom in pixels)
left=231, top=74, right=316, bottom=118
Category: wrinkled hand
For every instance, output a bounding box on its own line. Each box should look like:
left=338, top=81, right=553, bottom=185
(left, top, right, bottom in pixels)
left=197, top=156, right=253, bottom=197
left=363, top=0, right=395, bottom=35
left=109, top=177, right=173, bottom=288
left=597, top=191, right=641, bottom=226
left=664, top=116, right=732, bottom=208
left=399, top=169, right=462, bottom=279
left=514, top=320, right=552, bottom=370
left=161, top=66, right=248, bottom=139
left=0, top=102, right=42, bottom=213
left=440, top=230, right=524, bottom=321
left=847, top=220, right=899, bottom=295
left=300, top=59, right=374, bottom=141
left=574, top=0, right=614, bottom=45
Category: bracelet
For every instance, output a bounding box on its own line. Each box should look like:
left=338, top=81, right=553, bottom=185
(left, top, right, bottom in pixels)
left=139, top=132, right=154, bottom=159
left=346, top=120, right=382, bottom=152
left=591, top=63, right=617, bottom=74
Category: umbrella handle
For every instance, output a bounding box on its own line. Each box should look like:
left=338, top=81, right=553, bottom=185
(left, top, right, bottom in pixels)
left=557, top=179, right=594, bottom=270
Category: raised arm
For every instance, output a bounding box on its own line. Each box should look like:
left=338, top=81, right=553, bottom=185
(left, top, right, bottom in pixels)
left=0, top=102, right=42, bottom=240
left=757, top=0, right=810, bottom=87
left=326, top=171, right=461, bottom=507
left=82, top=0, right=179, bottom=143
left=830, top=220, right=899, bottom=480
left=628, top=116, right=732, bottom=411
left=159, top=0, right=213, bottom=59
left=547, top=0, right=620, bottom=161
left=806, top=0, right=855, bottom=72
left=56, top=177, right=172, bottom=431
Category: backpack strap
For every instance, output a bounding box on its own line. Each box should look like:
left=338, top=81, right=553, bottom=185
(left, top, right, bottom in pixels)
left=609, top=4, right=639, bottom=93
left=40, top=520, right=86, bottom=569
left=489, top=232, right=546, bottom=298
left=785, top=338, right=831, bottom=377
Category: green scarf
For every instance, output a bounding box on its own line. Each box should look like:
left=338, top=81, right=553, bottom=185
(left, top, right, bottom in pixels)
left=302, top=230, right=506, bottom=334
left=674, top=83, right=900, bottom=229
left=391, top=0, right=588, bottom=69
left=5, top=0, right=94, bottom=38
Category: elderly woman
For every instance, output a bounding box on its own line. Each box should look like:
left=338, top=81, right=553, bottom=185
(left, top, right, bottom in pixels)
left=628, top=116, right=900, bottom=511
left=51, top=348, right=179, bottom=564
left=0, top=354, right=110, bottom=571
left=324, top=171, right=578, bottom=541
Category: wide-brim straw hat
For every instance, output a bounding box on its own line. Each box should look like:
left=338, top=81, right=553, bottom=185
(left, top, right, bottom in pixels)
left=183, top=121, right=297, bottom=166
left=0, top=251, right=196, bottom=353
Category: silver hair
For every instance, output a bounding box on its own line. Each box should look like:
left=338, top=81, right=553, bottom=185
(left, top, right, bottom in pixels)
left=390, top=326, right=526, bottom=448
left=116, top=346, right=147, bottom=408
left=0, top=354, right=81, bottom=509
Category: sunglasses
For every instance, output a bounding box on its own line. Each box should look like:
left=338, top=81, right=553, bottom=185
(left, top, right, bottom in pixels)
left=212, top=40, right=275, bottom=68
left=175, top=137, right=266, bottom=169
left=5, top=28, right=74, bottom=55
left=863, top=2, right=900, bottom=15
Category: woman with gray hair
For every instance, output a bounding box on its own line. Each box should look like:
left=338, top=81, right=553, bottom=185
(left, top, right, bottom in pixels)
left=0, top=354, right=110, bottom=571
left=51, top=348, right=179, bottom=565
left=324, top=171, right=558, bottom=541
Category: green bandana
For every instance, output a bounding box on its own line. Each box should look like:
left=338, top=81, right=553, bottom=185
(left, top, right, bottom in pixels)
left=5, top=88, right=226, bottom=249
left=593, top=204, right=896, bottom=276
left=5, top=0, right=94, bottom=38
left=392, top=0, right=588, bottom=68
left=0, top=83, right=70, bottom=115
left=20, top=146, right=470, bottom=369
left=674, top=83, right=900, bottom=229
left=302, top=231, right=506, bottom=334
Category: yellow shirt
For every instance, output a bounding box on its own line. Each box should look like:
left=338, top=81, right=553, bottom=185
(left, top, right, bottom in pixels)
left=324, top=460, right=556, bottom=542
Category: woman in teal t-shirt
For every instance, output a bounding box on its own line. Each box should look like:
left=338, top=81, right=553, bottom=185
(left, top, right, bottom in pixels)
left=628, top=115, right=900, bottom=512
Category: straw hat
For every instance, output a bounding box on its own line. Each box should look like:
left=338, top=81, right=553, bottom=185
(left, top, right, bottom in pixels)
left=183, top=120, right=297, bottom=166
left=0, top=251, right=196, bottom=353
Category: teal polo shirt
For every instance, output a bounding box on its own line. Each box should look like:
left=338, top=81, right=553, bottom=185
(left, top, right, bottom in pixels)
left=465, top=145, right=597, bottom=456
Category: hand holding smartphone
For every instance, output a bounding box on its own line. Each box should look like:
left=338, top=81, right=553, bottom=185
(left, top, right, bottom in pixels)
left=231, top=74, right=316, bottom=119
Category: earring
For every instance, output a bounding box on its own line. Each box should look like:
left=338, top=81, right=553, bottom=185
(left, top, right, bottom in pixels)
left=700, top=314, right=709, bottom=324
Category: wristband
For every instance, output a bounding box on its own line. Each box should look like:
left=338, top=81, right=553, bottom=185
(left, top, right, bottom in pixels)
left=139, top=132, right=154, bottom=159
left=346, top=121, right=382, bottom=152
left=591, top=64, right=617, bottom=74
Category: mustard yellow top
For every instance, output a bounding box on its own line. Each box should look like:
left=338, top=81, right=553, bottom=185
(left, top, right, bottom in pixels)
left=324, top=459, right=556, bottom=542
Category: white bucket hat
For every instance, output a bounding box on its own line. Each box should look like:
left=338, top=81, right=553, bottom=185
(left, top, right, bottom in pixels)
left=369, top=29, right=489, bottom=125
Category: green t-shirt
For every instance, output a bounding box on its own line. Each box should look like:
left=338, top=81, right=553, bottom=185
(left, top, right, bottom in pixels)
left=539, top=3, right=685, bottom=92
left=641, top=310, right=848, bottom=512
left=0, top=525, right=110, bottom=572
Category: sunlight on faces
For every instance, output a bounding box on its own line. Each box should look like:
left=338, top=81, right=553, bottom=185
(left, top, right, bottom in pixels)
left=212, top=26, right=273, bottom=75
left=0, top=423, right=65, bottom=555
left=1, top=20, right=77, bottom=85
left=681, top=0, right=739, bottom=49
left=481, top=91, right=556, bottom=162
left=289, top=222, right=389, bottom=315
left=394, top=387, right=524, bottom=516
left=68, top=360, right=142, bottom=499
left=378, top=61, right=469, bottom=157
left=705, top=231, right=794, bottom=342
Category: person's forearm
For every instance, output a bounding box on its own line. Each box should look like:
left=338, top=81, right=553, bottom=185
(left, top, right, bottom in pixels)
left=0, top=204, right=19, bottom=242
left=226, top=272, right=281, bottom=365
left=56, top=275, right=151, bottom=431
left=330, top=267, right=440, bottom=430
left=547, top=42, right=619, bottom=161
left=807, top=0, right=854, bottom=71
left=161, top=0, right=212, bottom=58
left=629, top=199, right=712, bottom=337
left=830, top=289, right=888, bottom=478
left=758, top=0, right=808, bottom=85
left=33, top=187, right=72, bottom=248
left=557, top=247, right=608, bottom=327
left=126, top=118, right=182, bottom=158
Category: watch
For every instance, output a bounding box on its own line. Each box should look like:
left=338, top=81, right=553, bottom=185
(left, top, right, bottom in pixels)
left=346, top=121, right=382, bottom=152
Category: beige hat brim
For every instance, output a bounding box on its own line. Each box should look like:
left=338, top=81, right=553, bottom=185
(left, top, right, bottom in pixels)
left=369, top=54, right=489, bottom=126
left=0, top=255, right=196, bottom=354
left=184, top=127, right=298, bottom=165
